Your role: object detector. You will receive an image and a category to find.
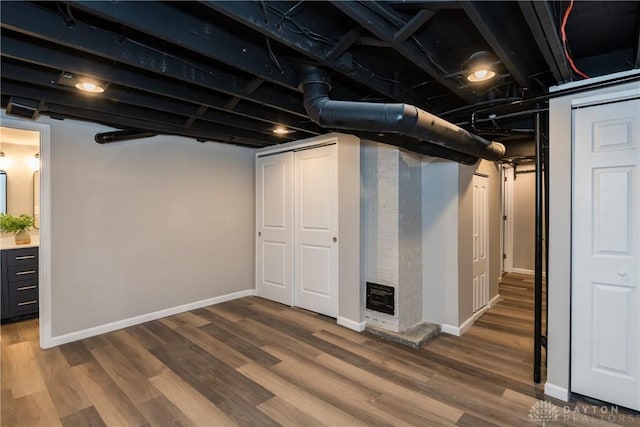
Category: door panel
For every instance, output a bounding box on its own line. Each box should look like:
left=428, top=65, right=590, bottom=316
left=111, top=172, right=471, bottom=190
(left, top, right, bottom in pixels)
left=256, top=152, right=294, bottom=305
left=472, top=174, right=489, bottom=312
left=572, top=98, right=640, bottom=410
left=295, top=145, right=338, bottom=317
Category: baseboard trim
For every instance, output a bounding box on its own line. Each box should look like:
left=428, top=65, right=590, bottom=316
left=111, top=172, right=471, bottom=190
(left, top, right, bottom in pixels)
left=44, top=289, right=256, bottom=348
left=544, top=382, right=570, bottom=402
left=337, top=316, right=366, bottom=332
left=441, top=294, right=501, bottom=337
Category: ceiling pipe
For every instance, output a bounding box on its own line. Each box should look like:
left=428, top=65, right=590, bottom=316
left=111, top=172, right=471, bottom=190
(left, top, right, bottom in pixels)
left=298, top=65, right=505, bottom=163
left=95, top=129, right=158, bottom=144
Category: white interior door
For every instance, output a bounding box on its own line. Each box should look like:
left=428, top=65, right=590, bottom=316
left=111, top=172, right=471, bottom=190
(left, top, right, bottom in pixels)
left=294, top=145, right=338, bottom=317
left=572, top=98, right=640, bottom=410
left=502, top=166, right=514, bottom=273
left=472, top=174, right=489, bottom=312
left=256, top=152, right=294, bottom=306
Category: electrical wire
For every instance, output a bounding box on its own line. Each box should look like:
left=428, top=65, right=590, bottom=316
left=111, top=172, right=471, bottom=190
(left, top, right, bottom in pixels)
left=265, top=38, right=283, bottom=73
left=560, top=0, right=590, bottom=80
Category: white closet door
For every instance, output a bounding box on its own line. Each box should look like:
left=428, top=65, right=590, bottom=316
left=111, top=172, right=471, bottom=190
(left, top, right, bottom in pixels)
left=472, top=174, right=489, bottom=312
left=294, top=145, right=339, bottom=317
left=256, top=152, right=294, bottom=306
left=572, top=98, right=640, bottom=410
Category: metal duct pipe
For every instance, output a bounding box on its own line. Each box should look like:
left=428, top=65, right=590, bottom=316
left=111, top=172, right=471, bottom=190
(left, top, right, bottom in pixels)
left=299, top=66, right=505, bottom=162
left=95, top=129, right=158, bottom=144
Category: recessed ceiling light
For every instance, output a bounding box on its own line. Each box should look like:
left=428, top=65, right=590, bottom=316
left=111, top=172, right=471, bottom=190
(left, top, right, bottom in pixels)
left=273, top=126, right=293, bottom=135
left=75, top=79, right=105, bottom=93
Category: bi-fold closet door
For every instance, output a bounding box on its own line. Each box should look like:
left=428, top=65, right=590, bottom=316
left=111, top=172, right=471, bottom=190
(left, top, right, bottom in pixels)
left=572, top=97, right=640, bottom=410
left=255, top=144, right=338, bottom=317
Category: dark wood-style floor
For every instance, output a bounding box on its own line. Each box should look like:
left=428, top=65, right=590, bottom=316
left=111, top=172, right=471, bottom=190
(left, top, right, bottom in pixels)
left=2, top=273, right=639, bottom=426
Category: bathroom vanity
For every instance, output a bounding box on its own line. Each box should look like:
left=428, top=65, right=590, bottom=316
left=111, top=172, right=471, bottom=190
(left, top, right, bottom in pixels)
left=1, top=238, right=39, bottom=321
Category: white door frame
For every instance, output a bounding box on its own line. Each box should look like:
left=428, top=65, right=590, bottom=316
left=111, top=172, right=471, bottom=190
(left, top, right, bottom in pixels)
left=501, top=165, right=514, bottom=274
left=1, top=114, right=52, bottom=349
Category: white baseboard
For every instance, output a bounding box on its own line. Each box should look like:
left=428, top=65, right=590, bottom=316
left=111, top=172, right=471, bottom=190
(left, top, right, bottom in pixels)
left=544, top=382, right=570, bottom=402
left=44, top=289, right=256, bottom=348
left=441, top=294, right=501, bottom=337
left=337, top=316, right=366, bottom=332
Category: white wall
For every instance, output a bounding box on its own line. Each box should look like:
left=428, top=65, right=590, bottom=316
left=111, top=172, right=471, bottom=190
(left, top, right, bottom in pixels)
left=512, top=166, right=535, bottom=271
left=33, top=117, right=255, bottom=339
left=422, top=161, right=459, bottom=326
left=547, top=76, right=640, bottom=400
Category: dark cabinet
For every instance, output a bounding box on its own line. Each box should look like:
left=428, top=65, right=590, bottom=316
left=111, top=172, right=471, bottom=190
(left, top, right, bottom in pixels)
left=1, top=247, right=39, bottom=321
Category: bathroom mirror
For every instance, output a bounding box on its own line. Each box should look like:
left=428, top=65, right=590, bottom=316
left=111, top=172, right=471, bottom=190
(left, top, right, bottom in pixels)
left=33, top=170, right=40, bottom=228
left=0, top=171, right=6, bottom=214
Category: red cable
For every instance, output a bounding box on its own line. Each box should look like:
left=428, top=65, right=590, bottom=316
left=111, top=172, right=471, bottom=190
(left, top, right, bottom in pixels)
left=560, top=0, right=590, bottom=80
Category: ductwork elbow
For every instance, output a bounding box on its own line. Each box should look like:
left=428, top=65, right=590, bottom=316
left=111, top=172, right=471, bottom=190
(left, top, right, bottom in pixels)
left=299, top=66, right=505, bottom=163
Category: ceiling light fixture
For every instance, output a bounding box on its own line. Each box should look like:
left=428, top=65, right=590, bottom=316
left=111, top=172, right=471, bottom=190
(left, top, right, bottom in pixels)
left=464, top=51, right=497, bottom=83
left=75, top=79, right=105, bottom=93
left=273, top=126, right=293, bottom=135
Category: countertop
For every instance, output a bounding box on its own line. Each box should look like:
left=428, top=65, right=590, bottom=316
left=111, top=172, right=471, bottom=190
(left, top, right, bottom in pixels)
left=0, top=234, right=39, bottom=250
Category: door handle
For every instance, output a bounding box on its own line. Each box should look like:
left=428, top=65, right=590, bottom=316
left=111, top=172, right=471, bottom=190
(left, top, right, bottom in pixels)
left=332, top=237, right=337, bottom=243
left=258, top=232, right=262, bottom=237
left=617, top=270, right=627, bottom=277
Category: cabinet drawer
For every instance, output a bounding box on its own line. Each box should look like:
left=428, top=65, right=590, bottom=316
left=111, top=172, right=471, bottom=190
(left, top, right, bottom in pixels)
left=8, top=279, right=38, bottom=299
left=6, top=247, right=38, bottom=266
left=8, top=289, right=39, bottom=316
left=7, top=264, right=38, bottom=282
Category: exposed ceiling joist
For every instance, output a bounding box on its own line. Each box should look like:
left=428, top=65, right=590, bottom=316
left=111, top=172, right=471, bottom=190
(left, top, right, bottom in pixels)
left=1, top=2, right=309, bottom=119
left=71, top=1, right=301, bottom=91
left=331, top=1, right=477, bottom=103
left=461, top=1, right=539, bottom=89
left=393, top=9, right=435, bottom=44
left=2, top=79, right=286, bottom=145
left=201, top=1, right=428, bottom=108
left=0, top=34, right=318, bottom=138
left=0, top=65, right=293, bottom=142
left=38, top=102, right=269, bottom=148
left=519, top=1, right=573, bottom=83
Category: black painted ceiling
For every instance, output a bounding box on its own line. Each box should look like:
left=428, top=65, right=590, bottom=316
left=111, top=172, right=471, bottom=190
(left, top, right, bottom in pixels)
left=1, top=1, right=638, bottom=154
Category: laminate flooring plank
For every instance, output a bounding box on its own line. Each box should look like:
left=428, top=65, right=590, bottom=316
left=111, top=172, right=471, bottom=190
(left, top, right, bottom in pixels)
left=1, top=389, right=62, bottom=427
left=314, top=353, right=464, bottom=424
left=236, top=362, right=367, bottom=427
left=59, top=341, right=95, bottom=367
left=150, top=342, right=274, bottom=407
left=104, top=330, right=167, bottom=378
left=136, top=395, right=193, bottom=427
left=125, top=324, right=167, bottom=351
left=60, top=406, right=106, bottom=427
left=265, top=346, right=413, bottom=427
left=216, top=396, right=282, bottom=427
left=71, top=361, right=149, bottom=427
left=313, top=329, right=434, bottom=384
left=173, top=325, right=251, bottom=369
left=86, top=339, right=161, bottom=406
left=158, top=311, right=210, bottom=330
left=148, top=371, right=238, bottom=427
left=199, top=323, right=282, bottom=367
left=2, top=341, right=47, bottom=399
left=202, top=304, right=246, bottom=322
left=456, top=412, right=501, bottom=427
left=34, top=347, right=93, bottom=418
left=257, top=396, right=328, bottom=427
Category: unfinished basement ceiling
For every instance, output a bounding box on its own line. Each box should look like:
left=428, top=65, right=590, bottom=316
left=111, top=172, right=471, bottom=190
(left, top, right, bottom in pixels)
left=1, top=1, right=639, bottom=156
